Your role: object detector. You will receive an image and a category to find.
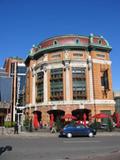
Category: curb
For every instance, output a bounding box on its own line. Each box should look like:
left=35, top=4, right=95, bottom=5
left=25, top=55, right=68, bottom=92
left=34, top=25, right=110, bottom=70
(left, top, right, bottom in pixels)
left=1, top=131, right=120, bottom=138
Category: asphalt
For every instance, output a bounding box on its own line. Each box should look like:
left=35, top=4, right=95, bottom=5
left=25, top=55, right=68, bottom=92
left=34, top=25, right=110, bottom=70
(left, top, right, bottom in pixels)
left=1, top=131, right=120, bottom=160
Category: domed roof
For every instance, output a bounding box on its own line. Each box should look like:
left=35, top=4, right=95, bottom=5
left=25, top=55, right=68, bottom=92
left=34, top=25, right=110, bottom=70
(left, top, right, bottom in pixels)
left=26, top=34, right=111, bottom=63
left=37, top=34, right=110, bottom=50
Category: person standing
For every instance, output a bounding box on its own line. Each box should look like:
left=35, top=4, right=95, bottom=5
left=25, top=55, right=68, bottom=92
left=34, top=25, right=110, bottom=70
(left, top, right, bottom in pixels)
left=14, top=122, right=18, bottom=134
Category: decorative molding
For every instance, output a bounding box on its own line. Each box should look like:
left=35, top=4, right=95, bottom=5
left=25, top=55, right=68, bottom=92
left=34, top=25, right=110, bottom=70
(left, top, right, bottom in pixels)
left=25, top=103, right=33, bottom=108
left=52, top=105, right=57, bottom=110
left=35, top=99, right=115, bottom=107
left=94, top=99, right=115, bottom=105
left=79, top=104, right=85, bottom=109
left=70, top=61, right=87, bottom=68
left=64, top=50, right=70, bottom=59
left=35, top=59, right=88, bottom=71
left=92, top=59, right=112, bottom=65
left=47, top=63, right=64, bottom=69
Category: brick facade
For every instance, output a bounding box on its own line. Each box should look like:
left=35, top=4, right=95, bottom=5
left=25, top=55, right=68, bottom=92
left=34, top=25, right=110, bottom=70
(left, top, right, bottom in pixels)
left=25, top=34, right=115, bottom=125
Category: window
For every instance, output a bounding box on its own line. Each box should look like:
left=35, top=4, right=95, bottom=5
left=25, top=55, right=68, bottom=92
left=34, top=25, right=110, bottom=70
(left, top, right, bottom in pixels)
left=36, top=72, right=44, bottom=103
left=76, top=39, right=80, bottom=44
left=97, top=54, right=105, bottom=58
left=51, top=54, right=61, bottom=58
left=72, top=67, right=86, bottom=100
left=10, top=63, right=15, bottom=74
left=53, top=40, right=58, bottom=45
left=73, top=53, right=83, bottom=57
left=101, top=70, right=109, bottom=90
left=17, top=66, right=26, bottom=74
left=50, top=68, right=63, bottom=101
left=98, top=39, right=102, bottom=45
left=76, top=124, right=85, bottom=128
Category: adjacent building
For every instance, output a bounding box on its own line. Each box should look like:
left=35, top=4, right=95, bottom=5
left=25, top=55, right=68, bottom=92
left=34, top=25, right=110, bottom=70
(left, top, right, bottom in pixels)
left=0, top=68, right=12, bottom=125
left=4, top=57, right=26, bottom=122
left=114, top=91, right=120, bottom=113
left=25, top=34, right=115, bottom=125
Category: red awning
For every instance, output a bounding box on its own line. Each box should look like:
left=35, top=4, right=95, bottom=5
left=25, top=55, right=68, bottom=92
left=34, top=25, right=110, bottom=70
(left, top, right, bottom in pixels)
left=92, top=113, right=110, bottom=119
left=33, top=114, right=39, bottom=129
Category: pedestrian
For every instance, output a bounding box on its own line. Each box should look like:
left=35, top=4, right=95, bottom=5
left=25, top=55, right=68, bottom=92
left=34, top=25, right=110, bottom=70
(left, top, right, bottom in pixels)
left=51, top=122, right=56, bottom=133
left=14, top=122, right=18, bottom=134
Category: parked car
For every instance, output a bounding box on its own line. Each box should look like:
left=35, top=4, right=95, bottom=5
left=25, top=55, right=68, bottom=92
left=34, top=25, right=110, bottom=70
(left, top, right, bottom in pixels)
left=59, top=124, right=96, bottom=138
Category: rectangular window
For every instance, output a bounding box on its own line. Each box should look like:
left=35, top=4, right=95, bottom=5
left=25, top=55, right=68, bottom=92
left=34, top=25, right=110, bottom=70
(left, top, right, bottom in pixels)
left=73, top=53, right=83, bottom=57
left=50, top=68, right=63, bottom=101
left=72, top=67, right=86, bottom=100
left=36, top=72, right=44, bottom=103
left=10, top=63, right=15, bottom=74
left=101, top=70, right=109, bottom=90
left=17, top=66, right=26, bottom=74
left=51, top=54, right=61, bottom=58
left=96, top=54, right=105, bottom=58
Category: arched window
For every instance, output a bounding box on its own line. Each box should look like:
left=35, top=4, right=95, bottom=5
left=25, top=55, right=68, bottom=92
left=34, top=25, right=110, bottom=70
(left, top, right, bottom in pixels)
left=53, top=40, right=58, bottom=45
left=98, top=39, right=102, bottom=45
left=76, top=39, right=80, bottom=44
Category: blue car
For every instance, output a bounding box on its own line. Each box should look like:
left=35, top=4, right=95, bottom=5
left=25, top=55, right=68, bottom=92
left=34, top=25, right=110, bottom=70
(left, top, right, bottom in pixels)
left=60, top=124, right=96, bottom=138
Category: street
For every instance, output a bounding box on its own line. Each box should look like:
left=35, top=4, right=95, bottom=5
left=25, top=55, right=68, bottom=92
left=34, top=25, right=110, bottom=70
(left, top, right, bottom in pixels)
left=0, top=135, right=120, bottom=160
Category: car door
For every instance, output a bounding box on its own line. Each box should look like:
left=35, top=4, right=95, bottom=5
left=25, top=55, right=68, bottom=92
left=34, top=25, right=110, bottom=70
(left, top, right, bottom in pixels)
left=76, top=124, right=88, bottom=136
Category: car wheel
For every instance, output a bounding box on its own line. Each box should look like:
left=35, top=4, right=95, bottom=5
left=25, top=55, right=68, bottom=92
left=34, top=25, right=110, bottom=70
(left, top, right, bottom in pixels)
left=67, top=133, right=72, bottom=138
left=88, top=132, right=93, bottom=138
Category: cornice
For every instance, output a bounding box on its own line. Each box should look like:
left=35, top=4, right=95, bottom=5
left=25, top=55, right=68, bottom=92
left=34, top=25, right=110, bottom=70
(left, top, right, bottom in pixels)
left=34, top=99, right=115, bottom=107
left=92, top=59, right=112, bottom=65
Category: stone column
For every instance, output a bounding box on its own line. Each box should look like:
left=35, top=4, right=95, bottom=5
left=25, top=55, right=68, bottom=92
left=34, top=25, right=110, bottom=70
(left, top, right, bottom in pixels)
left=32, top=68, right=36, bottom=105
left=43, top=67, right=48, bottom=103
left=64, top=61, right=70, bottom=101
left=88, top=56, right=94, bottom=101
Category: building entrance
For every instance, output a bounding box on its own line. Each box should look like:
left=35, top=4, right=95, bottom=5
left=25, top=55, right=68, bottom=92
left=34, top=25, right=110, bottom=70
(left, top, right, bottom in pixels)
left=72, top=109, right=91, bottom=122
left=47, top=109, right=65, bottom=122
left=33, top=110, right=42, bottom=123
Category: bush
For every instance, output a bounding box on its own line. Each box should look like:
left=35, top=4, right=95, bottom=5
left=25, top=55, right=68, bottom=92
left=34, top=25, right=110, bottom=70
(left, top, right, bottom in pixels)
left=4, top=121, right=15, bottom=128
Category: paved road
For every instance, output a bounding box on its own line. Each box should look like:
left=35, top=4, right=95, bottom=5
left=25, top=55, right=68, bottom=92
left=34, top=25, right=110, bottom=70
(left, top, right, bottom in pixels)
left=0, top=135, right=120, bottom=160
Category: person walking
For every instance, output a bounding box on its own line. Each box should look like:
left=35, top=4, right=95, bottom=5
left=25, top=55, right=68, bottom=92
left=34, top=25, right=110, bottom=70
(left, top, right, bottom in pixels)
left=14, top=122, right=18, bottom=134
left=51, top=122, right=56, bottom=133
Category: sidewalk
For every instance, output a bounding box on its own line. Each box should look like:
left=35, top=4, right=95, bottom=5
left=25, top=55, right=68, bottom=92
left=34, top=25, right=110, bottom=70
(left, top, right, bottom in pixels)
left=1, top=130, right=120, bottom=137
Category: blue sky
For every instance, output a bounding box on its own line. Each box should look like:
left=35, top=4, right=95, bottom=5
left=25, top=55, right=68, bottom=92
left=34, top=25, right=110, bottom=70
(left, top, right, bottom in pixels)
left=0, top=0, right=120, bottom=90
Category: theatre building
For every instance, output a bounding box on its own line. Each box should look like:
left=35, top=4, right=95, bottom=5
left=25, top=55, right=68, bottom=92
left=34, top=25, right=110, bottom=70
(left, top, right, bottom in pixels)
left=25, top=34, right=115, bottom=125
